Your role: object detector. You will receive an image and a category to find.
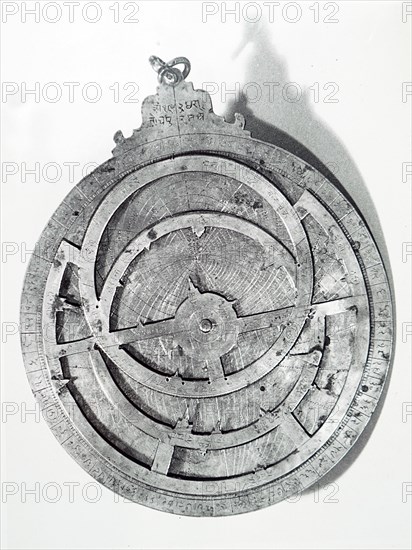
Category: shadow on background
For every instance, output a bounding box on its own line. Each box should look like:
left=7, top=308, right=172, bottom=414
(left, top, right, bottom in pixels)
left=224, top=23, right=395, bottom=494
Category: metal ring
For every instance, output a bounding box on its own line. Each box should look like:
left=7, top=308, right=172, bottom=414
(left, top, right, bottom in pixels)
left=149, top=55, right=191, bottom=86
left=166, top=57, right=191, bottom=80
left=158, top=66, right=182, bottom=86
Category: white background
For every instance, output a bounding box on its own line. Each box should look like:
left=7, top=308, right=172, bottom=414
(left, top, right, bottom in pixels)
left=1, top=1, right=411, bottom=549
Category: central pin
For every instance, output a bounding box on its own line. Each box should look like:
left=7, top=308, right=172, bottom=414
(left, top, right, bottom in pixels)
left=199, top=318, right=213, bottom=333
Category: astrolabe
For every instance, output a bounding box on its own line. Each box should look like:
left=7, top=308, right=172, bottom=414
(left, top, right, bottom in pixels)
left=20, top=56, right=394, bottom=516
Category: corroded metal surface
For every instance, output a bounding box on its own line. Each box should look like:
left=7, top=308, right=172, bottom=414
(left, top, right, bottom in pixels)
left=20, top=57, right=394, bottom=516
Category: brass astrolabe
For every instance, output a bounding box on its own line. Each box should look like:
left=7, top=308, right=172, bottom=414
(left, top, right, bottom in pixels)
left=20, top=56, right=394, bottom=516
